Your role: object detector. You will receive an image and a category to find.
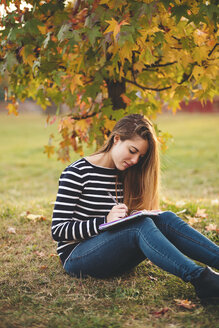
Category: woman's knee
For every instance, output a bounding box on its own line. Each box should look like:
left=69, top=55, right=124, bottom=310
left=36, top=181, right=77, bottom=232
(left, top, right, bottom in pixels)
left=158, top=210, right=177, bottom=222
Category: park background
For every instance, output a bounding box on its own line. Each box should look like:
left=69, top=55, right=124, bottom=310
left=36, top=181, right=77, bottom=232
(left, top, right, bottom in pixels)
left=0, top=0, right=219, bottom=326
left=0, top=100, right=219, bottom=328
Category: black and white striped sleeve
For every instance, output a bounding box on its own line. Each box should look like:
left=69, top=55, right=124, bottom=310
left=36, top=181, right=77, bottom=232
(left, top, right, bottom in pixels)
left=51, top=166, right=105, bottom=242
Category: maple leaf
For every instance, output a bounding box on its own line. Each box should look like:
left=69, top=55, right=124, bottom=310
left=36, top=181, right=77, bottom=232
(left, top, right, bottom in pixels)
left=205, top=224, right=219, bottom=233
left=186, top=216, right=200, bottom=226
left=75, top=119, right=88, bottom=133
left=104, top=117, right=116, bottom=131
left=7, top=103, right=19, bottom=116
left=174, top=299, right=196, bottom=310
left=44, top=145, right=55, bottom=158
left=195, top=208, right=208, bottom=219
left=104, top=18, right=129, bottom=42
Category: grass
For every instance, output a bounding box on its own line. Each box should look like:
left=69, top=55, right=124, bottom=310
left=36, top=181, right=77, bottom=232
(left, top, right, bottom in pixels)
left=0, top=112, right=219, bottom=328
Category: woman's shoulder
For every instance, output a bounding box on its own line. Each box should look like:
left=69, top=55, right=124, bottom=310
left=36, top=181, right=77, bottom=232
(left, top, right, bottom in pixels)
left=63, top=157, right=92, bottom=174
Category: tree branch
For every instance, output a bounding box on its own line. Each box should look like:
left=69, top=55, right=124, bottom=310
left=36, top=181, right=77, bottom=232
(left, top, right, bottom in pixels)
left=143, top=61, right=177, bottom=69
left=71, top=111, right=98, bottom=120
left=124, top=78, right=171, bottom=91
left=208, top=43, right=219, bottom=57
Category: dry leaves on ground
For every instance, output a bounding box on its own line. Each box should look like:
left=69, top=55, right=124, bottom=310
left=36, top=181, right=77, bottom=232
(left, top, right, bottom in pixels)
left=151, top=307, right=169, bottom=318
left=195, top=208, right=208, bottom=219
left=205, top=223, right=219, bottom=233
left=20, top=211, right=47, bottom=222
left=174, top=299, right=196, bottom=309
left=7, top=227, right=16, bottom=234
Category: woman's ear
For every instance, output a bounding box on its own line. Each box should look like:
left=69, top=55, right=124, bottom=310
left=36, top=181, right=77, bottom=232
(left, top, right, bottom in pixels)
left=114, top=134, right=120, bottom=145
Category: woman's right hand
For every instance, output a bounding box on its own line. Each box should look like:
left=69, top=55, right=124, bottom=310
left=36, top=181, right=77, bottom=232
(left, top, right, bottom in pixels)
left=106, top=204, right=128, bottom=223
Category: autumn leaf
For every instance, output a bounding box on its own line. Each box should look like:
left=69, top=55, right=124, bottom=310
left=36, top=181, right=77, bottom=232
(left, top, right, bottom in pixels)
left=104, top=18, right=129, bottom=42
left=104, top=117, right=116, bottom=131
left=35, top=251, right=46, bottom=257
left=186, top=216, right=200, bottom=226
left=75, top=119, right=88, bottom=133
left=44, top=145, right=55, bottom=158
left=50, top=253, right=58, bottom=257
left=7, top=103, right=19, bottom=116
left=174, top=299, right=196, bottom=309
left=7, top=227, right=16, bottom=234
left=38, top=25, right=47, bottom=35
left=121, top=94, right=132, bottom=106
left=195, top=208, right=208, bottom=219
left=25, top=213, right=47, bottom=222
left=205, top=224, right=219, bottom=233
left=151, top=307, right=169, bottom=317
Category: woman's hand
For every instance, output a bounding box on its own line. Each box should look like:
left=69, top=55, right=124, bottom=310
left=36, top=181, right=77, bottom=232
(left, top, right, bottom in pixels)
left=106, top=204, right=128, bottom=223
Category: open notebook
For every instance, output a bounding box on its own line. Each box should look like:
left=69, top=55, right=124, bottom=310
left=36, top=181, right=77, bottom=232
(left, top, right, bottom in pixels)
left=99, top=210, right=163, bottom=231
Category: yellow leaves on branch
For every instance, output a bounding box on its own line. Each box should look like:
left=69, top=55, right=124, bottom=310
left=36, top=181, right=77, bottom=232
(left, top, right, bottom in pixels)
left=20, top=47, right=36, bottom=66
left=70, top=74, right=84, bottom=94
left=193, top=29, right=208, bottom=47
left=37, top=25, right=47, bottom=35
left=59, top=117, right=74, bottom=133
left=104, top=116, right=116, bottom=131
left=104, top=18, right=129, bottom=42
left=75, top=119, right=88, bottom=133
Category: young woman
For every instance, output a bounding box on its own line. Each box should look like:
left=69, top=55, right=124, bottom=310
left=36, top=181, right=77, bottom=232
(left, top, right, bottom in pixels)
left=52, top=114, right=219, bottom=303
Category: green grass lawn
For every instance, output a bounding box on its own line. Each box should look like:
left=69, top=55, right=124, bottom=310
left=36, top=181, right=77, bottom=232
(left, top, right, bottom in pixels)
left=0, top=112, right=219, bottom=328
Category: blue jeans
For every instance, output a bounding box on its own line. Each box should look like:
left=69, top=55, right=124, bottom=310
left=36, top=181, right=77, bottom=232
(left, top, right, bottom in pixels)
left=64, top=211, right=219, bottom=281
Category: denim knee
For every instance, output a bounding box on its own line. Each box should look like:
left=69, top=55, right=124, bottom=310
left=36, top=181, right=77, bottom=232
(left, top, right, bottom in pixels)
left=158, top=211, right=177, bottom=222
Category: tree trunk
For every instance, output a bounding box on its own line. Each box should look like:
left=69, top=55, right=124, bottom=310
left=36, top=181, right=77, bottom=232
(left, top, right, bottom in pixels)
left=106, top=79, right=126, bottom=110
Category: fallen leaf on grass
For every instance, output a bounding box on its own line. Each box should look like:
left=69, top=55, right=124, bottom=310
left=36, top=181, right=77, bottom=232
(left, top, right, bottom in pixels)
left=7, top=227, right=16, bottom=234
left=186, top=216, right=200, bottom=226
left=35, top=251, right=46, bottom=258
left=195, top=208, right=208, bottom=219
left=50, top=253, right=58, bottom=257
left=20, top=211, right=46, bottom=222
left=40, top=265, right=48, bottom=270
left=205, top=223, right=219, bottom=233
left=174, top=299, right=196, bottom=309
left=151, top=307, right=169, bottom=317
left=27, top=214, right=46, bottom=222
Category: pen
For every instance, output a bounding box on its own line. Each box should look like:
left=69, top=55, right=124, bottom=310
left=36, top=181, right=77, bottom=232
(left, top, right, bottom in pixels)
left=107, top=191, right=119, bottom=205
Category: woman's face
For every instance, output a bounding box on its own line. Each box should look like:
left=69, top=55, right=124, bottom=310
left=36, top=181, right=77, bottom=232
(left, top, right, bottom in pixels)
left=110, top=135, right=149, bottom=171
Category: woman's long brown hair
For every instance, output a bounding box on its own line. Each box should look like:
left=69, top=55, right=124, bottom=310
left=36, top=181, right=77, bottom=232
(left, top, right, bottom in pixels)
left=96, top=114, right=160, bottom=212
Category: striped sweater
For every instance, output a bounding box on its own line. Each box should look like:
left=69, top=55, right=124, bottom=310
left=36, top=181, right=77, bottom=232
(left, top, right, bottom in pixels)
left=51, top=158, right=123, bottom=265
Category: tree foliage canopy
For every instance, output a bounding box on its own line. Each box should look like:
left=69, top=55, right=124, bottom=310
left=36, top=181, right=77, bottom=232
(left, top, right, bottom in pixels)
left=0, top=0, right=219, bottom=161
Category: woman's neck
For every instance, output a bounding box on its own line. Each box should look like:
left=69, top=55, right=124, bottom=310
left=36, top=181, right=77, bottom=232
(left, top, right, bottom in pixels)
left=86, top=152, right=115, bottom=169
